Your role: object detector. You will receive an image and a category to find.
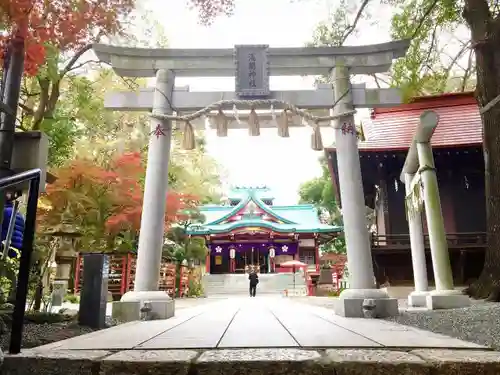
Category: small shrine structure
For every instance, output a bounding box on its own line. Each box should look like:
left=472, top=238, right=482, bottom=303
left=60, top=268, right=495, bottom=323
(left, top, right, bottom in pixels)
left=187, top=186, right=340, bottom=274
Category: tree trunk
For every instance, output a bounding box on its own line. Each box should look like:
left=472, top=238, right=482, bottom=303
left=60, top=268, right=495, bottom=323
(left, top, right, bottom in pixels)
left=463, top=0, right=500, bottom=300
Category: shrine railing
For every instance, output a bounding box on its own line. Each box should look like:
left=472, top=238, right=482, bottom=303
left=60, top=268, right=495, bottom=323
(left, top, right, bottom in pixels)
left=1, top=169, right=41, bottom=354
left=371, top=232, right=487, bottom=250
left=74, top=252, right=178, bottom=299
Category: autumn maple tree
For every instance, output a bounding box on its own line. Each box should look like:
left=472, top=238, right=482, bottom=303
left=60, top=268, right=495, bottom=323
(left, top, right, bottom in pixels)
left=0, top=0, right=135, bottom=132
left=39, top=152, right=197, bottom=252
left=0, top=0, right=135, bottom=75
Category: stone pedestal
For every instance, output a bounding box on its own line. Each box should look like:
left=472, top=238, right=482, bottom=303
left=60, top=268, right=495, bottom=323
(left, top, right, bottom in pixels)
left=112, top=291, right=175, bottom=322
left=408, top=290, right=430, bottom=308
left=425, top=289, right=470, bottom=310
left=335, top=288, right=398, bottom=318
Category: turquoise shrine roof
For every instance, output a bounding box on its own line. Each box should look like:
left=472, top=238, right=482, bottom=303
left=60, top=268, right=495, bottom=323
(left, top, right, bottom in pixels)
left=186, top=187, right=342, bottom=236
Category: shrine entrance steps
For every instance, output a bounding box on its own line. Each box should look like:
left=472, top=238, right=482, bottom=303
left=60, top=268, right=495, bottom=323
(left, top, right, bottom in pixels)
left=3, top=297, right=499, bottom=375
left=202, top=273, right=307, bottom=296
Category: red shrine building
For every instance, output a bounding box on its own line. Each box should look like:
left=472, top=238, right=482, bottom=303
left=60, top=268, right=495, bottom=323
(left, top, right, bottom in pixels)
left=326, top=92, right=486, bottom=285
left=187, top=186, right=341, bottom=274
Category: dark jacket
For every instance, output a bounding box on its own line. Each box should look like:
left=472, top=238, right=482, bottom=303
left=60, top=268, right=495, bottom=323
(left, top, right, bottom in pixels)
left=248, top=272, right=259, bottom=286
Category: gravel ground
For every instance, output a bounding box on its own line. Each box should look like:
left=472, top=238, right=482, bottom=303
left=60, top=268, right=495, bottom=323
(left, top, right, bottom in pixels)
left=386, top=300, right=500, bottom=350
left=0, top=322, right=95, bottom=350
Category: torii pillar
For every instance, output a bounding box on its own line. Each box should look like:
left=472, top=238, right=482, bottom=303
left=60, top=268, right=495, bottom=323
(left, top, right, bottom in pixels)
left=331, top=62, right=399, bottom=318
left=112, top=69, right=176, bottom=322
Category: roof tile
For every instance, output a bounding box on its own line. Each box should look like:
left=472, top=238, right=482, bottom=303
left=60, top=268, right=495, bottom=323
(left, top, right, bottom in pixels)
left=330, top=92, right=483, bottom=151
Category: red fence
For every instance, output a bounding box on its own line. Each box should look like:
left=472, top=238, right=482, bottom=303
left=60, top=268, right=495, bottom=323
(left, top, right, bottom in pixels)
left=74, top=252, right=178, bottom=299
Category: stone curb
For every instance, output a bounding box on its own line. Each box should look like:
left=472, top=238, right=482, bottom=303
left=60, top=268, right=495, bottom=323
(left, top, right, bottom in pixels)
left=2, top=348, right=500, bottom=375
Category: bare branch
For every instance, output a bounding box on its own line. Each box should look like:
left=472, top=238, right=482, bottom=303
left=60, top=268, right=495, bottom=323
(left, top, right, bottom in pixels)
left=411, top=0, right=439, bottom=39
left=59, top=44, right=93, bottom=79
left=65, top=60, right=109, bottom=74
left=443, top=40, right=472, bottom=75
left=18, top=103, right=34, bottom=115
left=340, top=0, right=370, bottom=45
left=461, top=48, right=475, bottom=91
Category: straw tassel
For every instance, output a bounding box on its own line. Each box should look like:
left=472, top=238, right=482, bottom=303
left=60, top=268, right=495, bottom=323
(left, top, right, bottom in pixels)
left=277, top=109, right=290, bottom=138
left=248, top=108, right=260, bottom=136
left=216, top=109, right=228, bottom=137
left=182, top=121, right=196, bottom=150
left=311, top=123, right=323, bottom=151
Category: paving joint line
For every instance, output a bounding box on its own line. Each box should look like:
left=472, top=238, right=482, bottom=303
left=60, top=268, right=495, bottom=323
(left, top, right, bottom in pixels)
left=215, top=307, right=241, bottom=348
left=268, top=303, right=302, bottom=347
left=132, top=310, right=207, bottom=349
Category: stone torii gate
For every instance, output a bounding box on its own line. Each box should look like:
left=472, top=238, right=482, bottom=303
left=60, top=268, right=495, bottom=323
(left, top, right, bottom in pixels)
left=92, top=40, right=410, bottom=321
left=402, top=110, right=471, bottom=310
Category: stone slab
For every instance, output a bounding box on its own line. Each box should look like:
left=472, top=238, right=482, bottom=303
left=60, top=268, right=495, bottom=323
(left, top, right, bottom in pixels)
left=308, top=304, right=485, bottom=349
left=218, top=302, right=298, bottom=348
left=138, top=305, right=239, bottom=349
left=426, top=294, right=471, bottom=310
left=411, top=349, right=500, bottom=375
left=1, top=349, right=110, bottom=375
left=54, top=311, right=203, bottom=350
left=100, top=350, right=198, bottom=375
left=195, top=348, right=322, bottom=375
left=325, top=349, right=430, bottom=375
left=408, top=292, right=429, bottom=308
left=270, top=304, right=381, bottom=347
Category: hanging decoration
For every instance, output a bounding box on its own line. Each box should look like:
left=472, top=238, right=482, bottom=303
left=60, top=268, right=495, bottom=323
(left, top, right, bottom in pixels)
left=278, top=108, right=290, bottom=138
left=182, top=121, right=196, bottom=150
left=311, top=122, right=323, bottom=151
left=404, top=173, right=424, bottom=220
left=248, top=107, right=260, bottom=136
left=229, top=247, right=236, bottom=259
left=269, top=247, right=275, bottom=258
left=150, top=98, right=356, bottom=151
left=215, top=108, right=228, bottom=137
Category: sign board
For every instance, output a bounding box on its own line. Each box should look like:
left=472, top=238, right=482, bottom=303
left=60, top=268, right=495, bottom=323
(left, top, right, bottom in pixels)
left=235, top=45, right=270, bottom=98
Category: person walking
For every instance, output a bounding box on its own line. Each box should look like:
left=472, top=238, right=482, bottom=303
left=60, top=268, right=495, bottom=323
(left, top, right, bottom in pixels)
left=248, top=269, right=259, bottom=297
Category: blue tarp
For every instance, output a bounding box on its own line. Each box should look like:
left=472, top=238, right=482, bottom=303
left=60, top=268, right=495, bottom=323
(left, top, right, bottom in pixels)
left=1, top=201, right=24, bottom=258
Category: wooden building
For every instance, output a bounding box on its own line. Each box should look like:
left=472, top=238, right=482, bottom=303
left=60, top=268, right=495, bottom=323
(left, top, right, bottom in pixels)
left=325, top=92, right=486, bottom=285
left=186, top=186, right=341, bottom=275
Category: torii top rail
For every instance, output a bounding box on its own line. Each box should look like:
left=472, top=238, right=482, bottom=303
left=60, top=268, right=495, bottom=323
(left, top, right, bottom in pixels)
left=92, top=40, right=410, bottom=77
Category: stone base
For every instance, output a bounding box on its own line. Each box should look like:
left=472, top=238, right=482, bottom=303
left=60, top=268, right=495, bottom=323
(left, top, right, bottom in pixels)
left=426, top=290, right=471, bottom=310
left=408, top=291, right=430, bottom=308
left=112, top=291, right=175, bottom=322
left=334, top=288, right=399, bottom=318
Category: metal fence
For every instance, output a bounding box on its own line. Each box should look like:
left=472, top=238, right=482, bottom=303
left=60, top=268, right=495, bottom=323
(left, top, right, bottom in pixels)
left=0, top=169, right=41, bottom=354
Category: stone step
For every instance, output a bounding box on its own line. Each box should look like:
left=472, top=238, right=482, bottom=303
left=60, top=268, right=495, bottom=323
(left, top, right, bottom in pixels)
left=4, top=348, right=500, bottom=375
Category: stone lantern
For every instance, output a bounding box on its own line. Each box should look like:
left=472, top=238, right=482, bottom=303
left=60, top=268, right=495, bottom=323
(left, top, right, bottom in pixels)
left=44, top=222, right=81, bottom=306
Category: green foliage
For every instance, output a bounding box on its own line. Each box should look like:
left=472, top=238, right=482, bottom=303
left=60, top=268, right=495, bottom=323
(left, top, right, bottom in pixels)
left=40, top=116, right=81, bottom=167
left=0, top=250, right=20, bottom=304
left=298, top=157, right=339, bottom=222
left=64, top=294, right=80, bottom=304
left=187, top=277, right=204, bottom=297
left=309, top=0, right=475, bottom=99
left=298, top=157, right=345, bottom=254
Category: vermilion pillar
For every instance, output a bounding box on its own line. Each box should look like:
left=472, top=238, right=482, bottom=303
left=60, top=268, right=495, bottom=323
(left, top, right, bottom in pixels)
left=315, top=241, right=320, bottom=272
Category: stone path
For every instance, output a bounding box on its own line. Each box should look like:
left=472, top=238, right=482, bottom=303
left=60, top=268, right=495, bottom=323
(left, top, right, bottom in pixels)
left=31, top=296, right=486, bottom=351
left=4, top=297, right=500, bottom=375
